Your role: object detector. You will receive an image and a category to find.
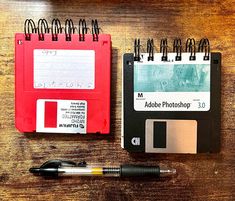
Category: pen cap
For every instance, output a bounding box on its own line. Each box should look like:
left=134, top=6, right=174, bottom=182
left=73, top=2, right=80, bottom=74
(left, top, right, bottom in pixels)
left=120, top=165, right=160, bottom=177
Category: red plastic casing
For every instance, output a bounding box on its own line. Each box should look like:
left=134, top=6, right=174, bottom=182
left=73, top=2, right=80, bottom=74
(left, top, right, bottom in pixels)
left=15, top=33, right=111, bottom=134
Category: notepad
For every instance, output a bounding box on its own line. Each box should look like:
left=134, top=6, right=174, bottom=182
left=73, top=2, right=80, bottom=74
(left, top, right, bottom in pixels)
left=122, top=38, right=221, bottom=153
left=15, top=18, right=111, bottom=134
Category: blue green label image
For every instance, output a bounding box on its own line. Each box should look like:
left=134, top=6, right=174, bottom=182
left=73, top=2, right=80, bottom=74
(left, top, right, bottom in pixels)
left=134, top=64, right=210, bottom=92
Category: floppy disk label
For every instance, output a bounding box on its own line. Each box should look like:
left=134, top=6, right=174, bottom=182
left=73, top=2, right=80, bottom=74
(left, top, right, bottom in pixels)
left=36, top=99, right=87, bottom=133
left=134, top=63, right=210, bottom=111
left=34, top=49, right=95, bottom=89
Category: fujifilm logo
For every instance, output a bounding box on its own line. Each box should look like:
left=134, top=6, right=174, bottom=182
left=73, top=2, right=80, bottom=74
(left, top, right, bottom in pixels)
left=131, top=137, right=140, bottom=146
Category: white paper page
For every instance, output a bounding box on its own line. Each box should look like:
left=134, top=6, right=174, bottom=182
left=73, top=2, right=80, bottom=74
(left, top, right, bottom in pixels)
left=34, top=49, right=95, bottom=89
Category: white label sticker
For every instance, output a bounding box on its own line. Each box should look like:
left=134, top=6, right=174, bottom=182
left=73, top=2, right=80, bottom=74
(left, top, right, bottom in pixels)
left=134, top=53, right=210, bottom=111
left=34, top=49, right=95, bottom=89
left=36, top=99, right=87, bottom=133
left=134, top=92, right=210, bottom=111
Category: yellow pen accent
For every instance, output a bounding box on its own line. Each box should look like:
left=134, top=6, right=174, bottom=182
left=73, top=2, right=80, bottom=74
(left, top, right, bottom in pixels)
left=91, top=167, right=103, bottom=175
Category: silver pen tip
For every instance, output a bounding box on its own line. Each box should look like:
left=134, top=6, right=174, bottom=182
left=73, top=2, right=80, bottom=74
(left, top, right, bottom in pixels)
left=160, top=168, right=177, bottom=177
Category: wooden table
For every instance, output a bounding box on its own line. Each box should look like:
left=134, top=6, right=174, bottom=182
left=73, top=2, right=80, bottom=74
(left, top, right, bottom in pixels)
left=0, top=0, right=234, bottom=200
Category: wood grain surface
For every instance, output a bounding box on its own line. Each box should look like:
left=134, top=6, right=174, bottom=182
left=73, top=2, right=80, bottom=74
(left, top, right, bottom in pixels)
left=0, top=0, right=234, bottom=200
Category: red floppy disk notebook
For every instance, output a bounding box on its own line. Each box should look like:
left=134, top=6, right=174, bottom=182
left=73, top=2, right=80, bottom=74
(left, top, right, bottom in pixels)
left=15, top=19, right=111, bottom=134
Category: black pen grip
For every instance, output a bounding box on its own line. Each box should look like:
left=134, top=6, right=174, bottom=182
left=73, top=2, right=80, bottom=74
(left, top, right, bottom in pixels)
left=120, top=165, right=160, bottom=177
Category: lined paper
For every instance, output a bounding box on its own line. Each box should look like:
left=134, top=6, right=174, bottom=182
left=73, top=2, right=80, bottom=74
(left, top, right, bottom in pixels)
left=34, top=49, right=95, bottom=89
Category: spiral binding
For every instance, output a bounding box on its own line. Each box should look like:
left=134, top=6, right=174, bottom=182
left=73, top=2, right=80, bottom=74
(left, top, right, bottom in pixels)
left=24, top=19, right=37, bottom=40
left=147, top=38, right=154, bottom=61
left=79, top=19, right=88, bottom=41
left=51, top=18, right=62, bottom=41
left=37, top=19, right=49, bottom=41
left=91, top=19, right=100, bottom=41
left=173, top=38, right=182, bottom=61
left=65, top=19, right=76, bottom=41
left=134, top=38, right=141, bottom=61
left=198, top=38, right=210, bottom=60
left=23, top=19, right=102, bottom=42
left=160, top=38, right=168, bottom=61
left=133, top=38, right=210, bottom=62
left=186, top=38, right=196, bottom=60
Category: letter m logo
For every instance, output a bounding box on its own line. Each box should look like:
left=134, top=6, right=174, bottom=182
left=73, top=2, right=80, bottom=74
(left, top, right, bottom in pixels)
left=138, top=93, right=143, bottom=98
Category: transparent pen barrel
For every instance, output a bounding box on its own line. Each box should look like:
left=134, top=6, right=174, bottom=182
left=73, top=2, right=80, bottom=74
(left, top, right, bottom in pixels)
left=58, top=167, right=120, bottom=177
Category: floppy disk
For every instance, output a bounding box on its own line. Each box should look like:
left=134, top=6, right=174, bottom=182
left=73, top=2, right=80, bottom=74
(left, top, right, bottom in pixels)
left=15, top=19, right=111, bottom=134
left=122, top=38, right=221, bottom=153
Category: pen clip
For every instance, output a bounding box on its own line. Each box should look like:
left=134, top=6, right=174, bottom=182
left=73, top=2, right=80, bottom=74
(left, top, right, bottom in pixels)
left=77, top=161, right=87, bottom=167
left=40, top=159, right=78, bottom=168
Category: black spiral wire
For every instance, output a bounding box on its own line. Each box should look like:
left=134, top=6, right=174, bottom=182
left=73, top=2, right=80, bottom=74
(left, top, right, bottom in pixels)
left=38, top=19, right=50, bottom=41
left=24, top=19, right=37, bottom=40
left=147, top=38, right=154, bottom=61
left=160, top=38, right=168, bottom=61
left=65, top=19, right=76, bottom=41
left=186, top=38, right=196, bottom=60
left=51, top=18, right=62, bottom=41
left=24, top=19, right=101, bottom=42
left=130, top=38, right=210, bottom=62
left=198, top=38, right=210, bottom=60
left=173, top=38, right=182, bottom=61
left=91, top=19, right=100, bottom=41
left=134, top=38, right=141, bottom=61
left=78, top=19, right=88, bottom=41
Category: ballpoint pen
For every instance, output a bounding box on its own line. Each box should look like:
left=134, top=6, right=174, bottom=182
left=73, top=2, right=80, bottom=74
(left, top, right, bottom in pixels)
left=29, top=160, right=176, bottom=178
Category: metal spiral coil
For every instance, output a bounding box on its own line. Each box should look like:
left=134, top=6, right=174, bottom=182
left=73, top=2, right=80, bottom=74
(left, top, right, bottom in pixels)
left=79, top=19, right=88, bottom=41
left=198, top=38, right=210, bottom=60
left=186, top=38, right=196, bottom=60
left=51, top=18, right=62, bottom=41
left=38, top=19, right=49, bottom=41
left=65, top=19, right=75, bottom=41
left=173, top=38, right=182, bottom=61
left=24, top=19, right=37, bottom=40
left=134, top=38, right=141, bottom=61
left=160, top=38, right=168, bottom=61
left=147, top=38, right=154, bottom=61
left=91, top=19, right=100, bottom=41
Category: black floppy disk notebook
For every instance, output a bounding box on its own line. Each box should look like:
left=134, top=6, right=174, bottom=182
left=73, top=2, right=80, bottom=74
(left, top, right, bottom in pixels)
left=122, top=38, right=221, bottom=153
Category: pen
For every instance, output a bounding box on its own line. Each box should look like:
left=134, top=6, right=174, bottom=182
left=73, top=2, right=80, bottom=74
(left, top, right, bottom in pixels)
left=29, top=160, right=176, bottom=178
